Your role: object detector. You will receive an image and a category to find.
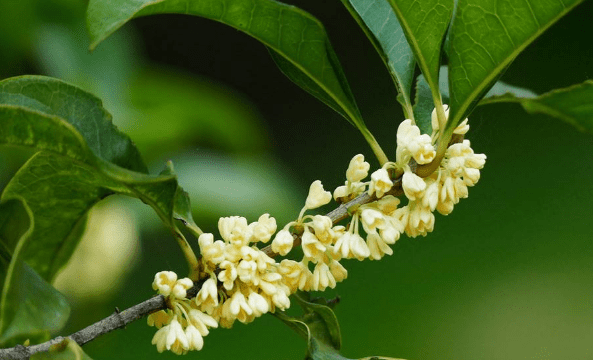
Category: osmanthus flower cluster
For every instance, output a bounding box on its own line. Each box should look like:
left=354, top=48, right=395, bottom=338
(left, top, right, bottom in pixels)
left=147, top=106, right=486, bottom=354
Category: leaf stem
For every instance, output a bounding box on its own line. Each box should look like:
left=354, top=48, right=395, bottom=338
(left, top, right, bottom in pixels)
left=358, top=127, right=389, bottom=167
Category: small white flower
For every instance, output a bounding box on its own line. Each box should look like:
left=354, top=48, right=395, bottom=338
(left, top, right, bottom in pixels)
left=230, top=291, right=253, bottom=319
left=368, top=169, right=393, bottom=198
left=431, top=104, right=450, bottom=132
left=250, top=214, right=277, bottom=243
left=271, top=229, right=294, bottom=256
left=188, top=308, right=218, bottom=336
left=305, top=180, right=332, bottom=209
left=172, top=278, right=193, bottom=299
left=346, top=154, right=370, bottom=182
left=465, top=153, right=487, bottom=169
left=185, top=325, right=204, bottom=351
left=333, top=184, right=351, bottom=200
left=219, top=216, right=251, bottom=247
left=360, top=208, right=386, bottom=234
left=396, top=119, right=421, bottom=166
left=237, top=259, right=258, bottom=285
left=312, top=262, right=336, bottom=291
left=402, top=171, right=427, bottom=201
left=152, top=271, right=178, bottom=296
left=462, top=168, right=481, bottom=186
left=366, top=233, right=393, bottom=260
left=278, top=259, right=311, bottom=293
left=248, top=291, right=270, bottom=316
left=217, top=261, right=238, bottom=290
left=202, top=240, right=226, bottom=265
left=328, top=260, right=348, bottom=283
left=198, top=233, right=214, bottom=248
left=195, top=278, right=218, bottom=310
left=148, top=310, right=172, bottom=329
left=409, top=134, right=436, bottom=164
left=152, top=318, right=189, bottom=355
left=301, top=231, right=326, bottom=260
left=375, top=195, right=401, bottom=214
left=421, top=179, right=440, bottom=210
left=271, top=288, right=291, bottom=310
left=453, top=118, right=470, bottom=134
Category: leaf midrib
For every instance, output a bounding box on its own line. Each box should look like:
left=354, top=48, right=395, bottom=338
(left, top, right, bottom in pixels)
left=449, top=0, right=583, bottom=129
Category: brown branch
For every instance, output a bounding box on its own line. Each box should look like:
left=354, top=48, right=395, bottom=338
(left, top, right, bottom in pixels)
left=0, top=137, right=465, bottom=358
left=0, top=295, right=167, bottom=359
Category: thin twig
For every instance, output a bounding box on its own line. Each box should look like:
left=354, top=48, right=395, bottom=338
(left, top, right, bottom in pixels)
left=0, top=137, right=466, bottom=358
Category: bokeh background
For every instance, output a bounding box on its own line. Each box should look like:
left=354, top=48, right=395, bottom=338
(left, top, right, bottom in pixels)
left=0, top=0, right=592, bottom=359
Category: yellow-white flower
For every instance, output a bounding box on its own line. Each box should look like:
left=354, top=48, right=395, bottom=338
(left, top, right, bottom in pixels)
left=328, top=260, right=348, bottom=282
left=148, top=310, right=172, bottom=329
left=250, top=214, right=277, bottom=243
left=346, top=154, right=370, bottom=182
left=248, top=290, right=270, bottom=316
left=185, top=325, right=204, bottom=351
left=301, top=231, right=326, bottom=260
left=172, top=278, right=193, bottom=300
left=195, top=278, right=218, bottom=310
left=402, top=171, right=427, bottom=201
left=366, top=233, right=393, bottom=260
left=431, top=104, right=450, bottom=132
left=304, top=180, right=332, bottom=210
left=152, top=318, right=189, bottom=354
left=188, top=308, right=218, bottom=336
left=312, top=261, right=337, bottom=291
left=368, top=169, right=393, bottom=198
left=271, top=229, right=294, bottom=256
left=217, top=261, right=238, bottom=291
left=152, top=271, right=178, bottom=297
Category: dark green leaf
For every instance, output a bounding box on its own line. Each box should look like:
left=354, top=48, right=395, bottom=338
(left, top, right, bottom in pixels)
left=86, top=0, right=366, bottom=130
left=0, top=75, right=146, bottom=173
left=416, top=65, right=537, bottom=134
left=274, top=296, right=406, bottom=360
left=31, top=338, right=93, bottom=360
left=340, top=0, right=416, bottom=118
left=385, top=0, right=453, bottom=101
left=0, top=199, right=70, bottom=346
left=413, top=76, right=436, bottom=136
left=294, top=294, right=342, bottom=350
left=447, top=0, right=585, bottom=133
left=0, top=76, right=191, bottom=281
left=479, top=80, right=592, bottom=132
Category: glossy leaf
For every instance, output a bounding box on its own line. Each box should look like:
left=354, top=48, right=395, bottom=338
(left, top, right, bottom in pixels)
left=413, top=76, right=436, bottom=135
left=0, top=75, right=146, bottom=172
left=340, top=0, right=416, bottom=118
left=447, top=0, right=585, bottom=133
left=386, top=0, right=453, bottom=101
left=479, top=80, right=592, bottom=132
left=274, top=295, right=405, bottom=360
left=0, top=198, right=70, bottom=346
left=0, top=76, right=191, bottom=281
left=86, top=0, right=366, bottom=131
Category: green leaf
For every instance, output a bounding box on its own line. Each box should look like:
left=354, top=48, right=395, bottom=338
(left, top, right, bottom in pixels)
left=0, top=76, right=194, bottom=281
left=274, top=296, right=406, bottom=360
left=0, top=198, right=70, bottom=346
left=0, top=75, right=147, bottom=173
left=31, top=338, right=94, bottom=360
left=86, top=0, right=366, bottom=131
left=413, top=76, right=437, bottom=136
left=340, top=0, right=416, bottom=118
left=447, top=0, right=585, bottom=132
left=479, top=80, right=592, bottom=132
left=385, top=0, right=453, bottom=102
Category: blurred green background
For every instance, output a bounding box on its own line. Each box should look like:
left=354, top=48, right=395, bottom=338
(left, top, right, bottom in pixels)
left=0, top=0, right=592, bottom=359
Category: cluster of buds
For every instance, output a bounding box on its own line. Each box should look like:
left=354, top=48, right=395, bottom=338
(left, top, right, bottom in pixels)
left=148, top=272, right=218, bottom=354
left=148, top=105, right=486, bottom=354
